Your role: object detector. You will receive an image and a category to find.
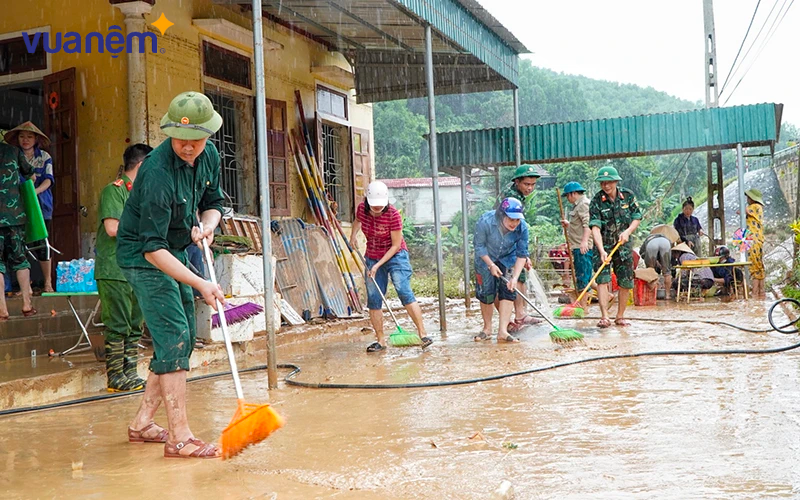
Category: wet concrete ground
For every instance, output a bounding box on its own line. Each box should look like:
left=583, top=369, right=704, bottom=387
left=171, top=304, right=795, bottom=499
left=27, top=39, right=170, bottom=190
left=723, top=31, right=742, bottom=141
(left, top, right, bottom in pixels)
left=2, top=298, right=800, bottom=499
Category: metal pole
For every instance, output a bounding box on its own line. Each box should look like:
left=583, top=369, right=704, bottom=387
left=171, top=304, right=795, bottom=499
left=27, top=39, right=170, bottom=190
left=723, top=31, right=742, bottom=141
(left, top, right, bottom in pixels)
left=737, top=143, right=747, bottom=261
left=460, top=167, right=470, bottom=310
left=513, top=88, right=521, bottom=168
left=425, top=24, right=446, bottom=332
left=251, top=0, right=277, bottom=389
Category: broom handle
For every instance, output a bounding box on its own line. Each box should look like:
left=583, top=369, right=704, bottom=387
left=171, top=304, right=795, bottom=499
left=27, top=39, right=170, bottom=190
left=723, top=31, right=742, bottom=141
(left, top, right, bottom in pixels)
left=500, top=275, right=559, bottom=330
left=574, top=239, right=625, bottom=305
left=556, top=188, right=578, bottom=290
left=200, top=223, right=244, bottom=400
left=354, top=248, right=402, bottom=329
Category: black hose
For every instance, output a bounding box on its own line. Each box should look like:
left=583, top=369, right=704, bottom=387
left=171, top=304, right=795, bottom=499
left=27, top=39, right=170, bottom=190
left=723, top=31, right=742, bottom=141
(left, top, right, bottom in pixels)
left=3, top=300, right=798, bottom=413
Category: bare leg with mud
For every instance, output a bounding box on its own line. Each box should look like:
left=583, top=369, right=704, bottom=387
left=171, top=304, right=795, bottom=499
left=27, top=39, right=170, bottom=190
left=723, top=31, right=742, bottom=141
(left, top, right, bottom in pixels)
left=40, top=260, right=53, bottom=293
left=497, top=300, right=518, bottom=341
left=129, top=371, right=162, bottom=431
left=17, top=269, right=32, bottom=313
left=478, top=301, right=494, bottom=339
left=0, top=274, right=7, bottom=318
left=597, top=283, right=611, bottom=327
left=616, top=288, right=630, bottom=325
left=369, top=309, right=385, bottom=346
left=403, top=301, right=427, bottom=338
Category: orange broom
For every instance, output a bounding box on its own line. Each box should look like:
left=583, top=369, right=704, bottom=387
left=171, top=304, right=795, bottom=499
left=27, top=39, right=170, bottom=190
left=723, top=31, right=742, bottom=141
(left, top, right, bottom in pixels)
left=199, top=224, right=285, bottom=459
left=553, top=240, right=624, bottom=318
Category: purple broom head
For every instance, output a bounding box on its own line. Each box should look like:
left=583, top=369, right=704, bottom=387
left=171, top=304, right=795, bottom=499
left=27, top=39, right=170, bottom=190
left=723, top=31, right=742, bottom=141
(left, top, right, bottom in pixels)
left=211, top=302, right=264, bottom=329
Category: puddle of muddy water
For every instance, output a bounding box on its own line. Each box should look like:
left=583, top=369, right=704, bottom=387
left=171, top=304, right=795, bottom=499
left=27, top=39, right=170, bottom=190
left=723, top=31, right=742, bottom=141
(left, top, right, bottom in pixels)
left=2, top=299, right=800, bottom=499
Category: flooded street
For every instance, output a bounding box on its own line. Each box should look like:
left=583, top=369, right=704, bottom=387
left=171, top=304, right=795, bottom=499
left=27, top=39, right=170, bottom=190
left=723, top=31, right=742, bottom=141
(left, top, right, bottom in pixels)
left=3, top=299, right=800, bottom=499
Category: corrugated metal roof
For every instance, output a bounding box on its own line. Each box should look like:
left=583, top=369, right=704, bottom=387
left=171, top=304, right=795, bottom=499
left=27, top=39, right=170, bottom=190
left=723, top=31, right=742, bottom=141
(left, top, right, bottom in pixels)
left=214, top=0, right=523, bottom=100
left=437, top=103, right=784, bottom=169
left=381, top=176, right=463, bottom=188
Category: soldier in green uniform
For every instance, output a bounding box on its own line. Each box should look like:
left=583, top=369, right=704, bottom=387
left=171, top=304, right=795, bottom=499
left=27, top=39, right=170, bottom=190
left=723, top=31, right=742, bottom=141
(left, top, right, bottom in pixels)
left=0, top=142, right=36, bottom=320
left=96, top=143, right=152, bottom=392
left=117, top=92, right=226, bottom=458
left=497, top=164, right=542, bottom=332
left=588, top=166, right=642, bottom=328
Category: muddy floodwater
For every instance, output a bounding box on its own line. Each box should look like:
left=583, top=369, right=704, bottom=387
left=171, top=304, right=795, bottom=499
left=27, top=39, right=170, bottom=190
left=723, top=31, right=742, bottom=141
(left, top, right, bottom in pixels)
left=3, top=299, right=800, bottom=499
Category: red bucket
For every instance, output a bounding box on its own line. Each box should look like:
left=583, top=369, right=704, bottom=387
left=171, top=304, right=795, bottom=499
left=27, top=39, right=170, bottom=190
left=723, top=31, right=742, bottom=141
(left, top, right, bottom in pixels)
left=633, top=278, right=657, bottom=306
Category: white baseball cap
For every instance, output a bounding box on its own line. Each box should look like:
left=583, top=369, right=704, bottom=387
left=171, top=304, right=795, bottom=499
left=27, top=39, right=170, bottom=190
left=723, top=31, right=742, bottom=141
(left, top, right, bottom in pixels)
left=366, top=181, right=389, bottom=206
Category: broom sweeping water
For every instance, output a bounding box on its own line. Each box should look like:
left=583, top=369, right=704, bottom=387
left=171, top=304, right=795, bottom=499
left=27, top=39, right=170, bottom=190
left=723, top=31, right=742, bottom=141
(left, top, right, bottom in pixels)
left=500, top=276, right=584, bottom=343
left=199, top=224, right=284, bottom=459
left=553, top=240, right=624, bottom=319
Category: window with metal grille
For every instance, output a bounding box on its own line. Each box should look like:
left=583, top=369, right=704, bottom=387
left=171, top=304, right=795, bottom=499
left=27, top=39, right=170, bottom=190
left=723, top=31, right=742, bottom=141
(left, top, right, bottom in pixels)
left=205, top=91, right=243, bottom=213
left=202, top=41, right=251, bottom=90
left=0, top=36, right=46, bottom=76
left=321, top=122, right=353, bottom=222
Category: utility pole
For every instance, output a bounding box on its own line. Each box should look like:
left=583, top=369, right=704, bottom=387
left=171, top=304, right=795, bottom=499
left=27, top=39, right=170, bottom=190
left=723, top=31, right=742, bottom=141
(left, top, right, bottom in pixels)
left=703, top=0, right=725, bottom=256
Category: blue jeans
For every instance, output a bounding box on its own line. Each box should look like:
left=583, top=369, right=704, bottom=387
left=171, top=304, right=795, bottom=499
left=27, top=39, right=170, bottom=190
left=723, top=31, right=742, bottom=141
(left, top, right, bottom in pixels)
left=573, top=248, right=594, bottom=290
left=186, top=244, right=205, bottom=298
left=365, top=250, right=416, bottom=310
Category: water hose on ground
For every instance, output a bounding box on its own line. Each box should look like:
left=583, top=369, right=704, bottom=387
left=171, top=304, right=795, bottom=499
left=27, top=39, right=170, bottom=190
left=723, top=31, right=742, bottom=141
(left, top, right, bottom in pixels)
left=2, top=299, right=799, bottom=415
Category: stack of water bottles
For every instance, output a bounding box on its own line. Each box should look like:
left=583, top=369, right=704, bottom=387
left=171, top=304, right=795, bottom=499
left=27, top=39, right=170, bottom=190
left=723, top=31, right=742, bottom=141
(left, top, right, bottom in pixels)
left=56, top=258, right=97, bottom=293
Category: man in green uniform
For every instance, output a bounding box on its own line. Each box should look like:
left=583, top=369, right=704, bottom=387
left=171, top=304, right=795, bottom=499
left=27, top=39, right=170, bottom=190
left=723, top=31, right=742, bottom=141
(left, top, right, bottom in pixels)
left=96, top=143, right=152, bottom=392
left=117, top=92, right=226, bottom=458
left=497, top=164, right=541, bottom=332
left=0, top=142, right=36, bottom=320
left=588, top=166, right=642, bottom=329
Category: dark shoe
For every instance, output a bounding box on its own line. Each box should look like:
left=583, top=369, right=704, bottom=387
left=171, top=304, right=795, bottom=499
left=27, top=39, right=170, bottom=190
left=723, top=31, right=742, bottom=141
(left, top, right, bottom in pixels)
left=420, top=337, right=433, bottom=349
left=366, top=342, right=385, bottom=353
left=497, top=334, right=520, bottom=343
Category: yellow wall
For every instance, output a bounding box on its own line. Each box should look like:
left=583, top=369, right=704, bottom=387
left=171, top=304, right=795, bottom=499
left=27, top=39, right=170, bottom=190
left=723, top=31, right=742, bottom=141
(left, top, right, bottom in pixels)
left=0, top=0, right=373, bottom=249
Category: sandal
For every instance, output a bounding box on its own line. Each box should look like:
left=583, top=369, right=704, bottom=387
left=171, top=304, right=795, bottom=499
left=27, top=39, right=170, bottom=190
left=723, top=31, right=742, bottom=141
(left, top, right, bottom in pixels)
left=497, top=334, right=520, bottom=343
left=128, top=421, right=169, bottom=443
left=366, top=342, right=385, bottom=353
left=164, top=438, right=220, bottom=459
left=420, top=337, right=434, bottom=349
left=21, top=308, right=37, bottom=317
left=514, top=315, right=542, bottom=326
left=0, top=314, right=8, bottom=322
left=473, top=332, right=491, bottom=342
left=597, top=318, right=612, bottom=329
left=614, top=319, right=631, bottom=327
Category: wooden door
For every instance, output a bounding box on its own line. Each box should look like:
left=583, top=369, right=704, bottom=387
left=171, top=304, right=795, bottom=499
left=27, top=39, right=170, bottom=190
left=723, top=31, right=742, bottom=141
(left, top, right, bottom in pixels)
left=266, top=99, right=289, bottom=216
left=44, top=68, right=80, bottom=262
left=351, top=128, right=370, bottom=210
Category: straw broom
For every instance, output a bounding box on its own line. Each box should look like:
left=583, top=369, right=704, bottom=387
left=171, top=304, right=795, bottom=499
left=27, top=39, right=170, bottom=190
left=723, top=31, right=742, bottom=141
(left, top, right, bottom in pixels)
left=199, top=224, right=284, bottom=459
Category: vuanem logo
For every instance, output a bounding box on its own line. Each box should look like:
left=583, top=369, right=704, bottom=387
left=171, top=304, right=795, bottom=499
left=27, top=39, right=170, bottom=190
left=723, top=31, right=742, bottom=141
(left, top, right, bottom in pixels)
left=22, top=13, right=174, bottom=58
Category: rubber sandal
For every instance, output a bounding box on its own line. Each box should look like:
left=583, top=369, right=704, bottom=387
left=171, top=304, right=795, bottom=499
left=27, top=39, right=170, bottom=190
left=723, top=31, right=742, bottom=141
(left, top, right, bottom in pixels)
left=366, top=342, right=385, bottom=353
left=164, top=438, right=220, bottom=459
left=420, top=337, right=433, bottom=349
left=0, top=314, right=8, bottom=322
left=597, top=318, right=611, bottom=329
left=507, top=322, right=522, bottom=334
left=514, top=315, right=542, bottom=326
left=497, top=334, right=520, bottom=343
left=614, top=319, right=631, bottom=327
left=21, top=308, right=37, bottom=317
left=129, top=422, right=169, bottom=443
left=473, top=332, right=491, bottom=342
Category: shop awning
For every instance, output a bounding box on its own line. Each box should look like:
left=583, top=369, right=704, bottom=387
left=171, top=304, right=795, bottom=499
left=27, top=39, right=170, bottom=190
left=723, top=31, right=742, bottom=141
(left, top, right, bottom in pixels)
left=213, top=0, right=528, bottom=102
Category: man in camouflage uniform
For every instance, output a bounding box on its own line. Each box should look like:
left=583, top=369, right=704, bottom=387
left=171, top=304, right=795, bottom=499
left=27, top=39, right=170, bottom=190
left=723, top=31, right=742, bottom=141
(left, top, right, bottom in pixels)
left=497, top=164, right=541, bottom=331
left=0, top=142, right=36, bottom=320
left=96, top=143, right=152, bottom=392
left=589, top=166, right=642, bottom=328
left=117, top=92, right=226, bottom=458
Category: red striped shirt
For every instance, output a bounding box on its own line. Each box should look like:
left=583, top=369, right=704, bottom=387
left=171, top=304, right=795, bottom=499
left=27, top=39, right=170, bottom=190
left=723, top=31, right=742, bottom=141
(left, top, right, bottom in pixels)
left=356, top=202, right=408, bottom=260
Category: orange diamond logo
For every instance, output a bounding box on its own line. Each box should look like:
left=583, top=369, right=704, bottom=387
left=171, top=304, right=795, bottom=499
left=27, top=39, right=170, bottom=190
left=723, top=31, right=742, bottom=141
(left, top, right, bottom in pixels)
left=151, top=13, right=174, bottom=36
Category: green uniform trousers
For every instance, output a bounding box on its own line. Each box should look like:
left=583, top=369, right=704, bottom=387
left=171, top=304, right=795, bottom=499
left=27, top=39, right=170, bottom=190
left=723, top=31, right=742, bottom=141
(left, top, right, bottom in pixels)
left=97, top=279, right=143, bottom=343
left=120, top=266, right=196, bottom=374
left=592, top=242, right=635, bottom=289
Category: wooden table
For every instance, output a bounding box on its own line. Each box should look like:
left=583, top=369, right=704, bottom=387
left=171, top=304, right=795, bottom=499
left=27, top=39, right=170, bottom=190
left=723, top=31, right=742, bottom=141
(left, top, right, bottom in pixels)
left=674, top=262, right=750, bottom=303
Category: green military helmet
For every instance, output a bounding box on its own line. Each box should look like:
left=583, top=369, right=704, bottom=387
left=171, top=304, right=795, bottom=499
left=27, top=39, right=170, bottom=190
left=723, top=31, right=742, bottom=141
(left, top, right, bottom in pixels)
left=160, top=91, right=223, bottom=140
left=512, top=164, right=542, bottom=180
left=595, top=165, right=622, bottom=182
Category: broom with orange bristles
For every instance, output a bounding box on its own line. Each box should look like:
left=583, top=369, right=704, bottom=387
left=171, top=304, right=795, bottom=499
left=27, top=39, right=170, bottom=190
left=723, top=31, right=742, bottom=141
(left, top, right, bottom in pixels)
left=553, top=240, right=624, bottom=318
left=199, top=224, right=285, bottom=459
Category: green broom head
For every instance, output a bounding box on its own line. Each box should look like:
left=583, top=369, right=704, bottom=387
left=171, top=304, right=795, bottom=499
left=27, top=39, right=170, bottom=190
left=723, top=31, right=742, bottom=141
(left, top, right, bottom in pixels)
left=549, top=326, right=584, bottom=344
left=388, top=326, right=423, bottom=347
left=553, top=304, right=585, bottom=319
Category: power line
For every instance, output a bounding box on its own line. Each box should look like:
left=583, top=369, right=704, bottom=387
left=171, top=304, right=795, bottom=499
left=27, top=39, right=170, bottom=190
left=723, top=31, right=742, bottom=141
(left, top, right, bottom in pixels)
left=719, top=0, right=762, bottom=95
left=723, top=0, right=795, bottom=105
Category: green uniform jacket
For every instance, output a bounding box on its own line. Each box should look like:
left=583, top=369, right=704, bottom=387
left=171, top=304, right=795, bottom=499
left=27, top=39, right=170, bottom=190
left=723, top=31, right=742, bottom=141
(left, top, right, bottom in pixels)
left=0, top=143, right=35, bottom=228
left=96, top=175, right=133, bottom=281
left=116, top=140, right=225, bottom=269
left=588, top=187, right=643, bottom=249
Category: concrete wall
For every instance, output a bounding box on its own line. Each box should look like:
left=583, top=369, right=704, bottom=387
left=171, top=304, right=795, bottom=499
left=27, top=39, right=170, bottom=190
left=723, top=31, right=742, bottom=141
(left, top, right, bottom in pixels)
left=389, top=185, right=463, bottom=225
left=0, top=0, right=374, bottom=252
